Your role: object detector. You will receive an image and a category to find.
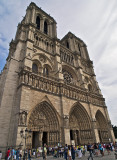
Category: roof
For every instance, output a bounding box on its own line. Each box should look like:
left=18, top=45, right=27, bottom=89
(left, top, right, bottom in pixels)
left=61, top=31, right=86, bottom=46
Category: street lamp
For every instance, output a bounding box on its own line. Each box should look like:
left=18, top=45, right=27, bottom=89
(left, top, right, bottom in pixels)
left=20, top=128, right=32, bottom=149
left=20, top=128, right=32, bottom=160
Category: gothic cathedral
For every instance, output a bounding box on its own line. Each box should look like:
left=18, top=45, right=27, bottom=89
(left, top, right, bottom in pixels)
left=0, top=2, right=115, bottom=153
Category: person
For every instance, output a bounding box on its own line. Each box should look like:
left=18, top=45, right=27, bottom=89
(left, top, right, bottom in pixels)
left=0, top=151, right=2, bottom=160
left=94, top=143, right=98, bottom=156
left=53, top=149, right=57, bottom=158
left=43, top=144, right=47, bottom=160
left=71, top=145, right=75, bottom=160
left=100, top=144, right=104, bottom=157
left=87, top=143, right=93, bottom=160
left=82, top=145, right=86, bottom=156
left=11, top=148, right=15, bottom=160
left=68, top=146, right=71, bottom=160
left=64, top=144, right=68, bottom=160
left=28, top=149, right=31, bottom=160
left=106, top=143, right=111, bottom=155
left=78, top=145, right=82, bottom=158
left=19, top=148, right=22, bottom=160
left=16, top=148, right=20, bottom=160
left=6, top=148, right=10, bottom=160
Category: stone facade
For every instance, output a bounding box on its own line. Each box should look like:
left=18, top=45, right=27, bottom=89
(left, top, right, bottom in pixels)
left=0, top=2, right=115, bottom=154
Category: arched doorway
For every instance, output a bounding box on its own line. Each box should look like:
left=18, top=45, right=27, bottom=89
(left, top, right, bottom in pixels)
left=95, top=110, right=109, bottom=143
left=69, top=103, right=93, bottom=145
left=28, top=101, right=60, bottom=148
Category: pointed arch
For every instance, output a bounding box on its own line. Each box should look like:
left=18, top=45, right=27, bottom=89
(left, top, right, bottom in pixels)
left=28, top=100, right=59, bottom=129
left=28, top=100, right=60, bottom=147
left=69, top=102, right=93, bottom=144
left=95, top=110, right=109, bottom=142
left=95, top=110, right=107, bottom=129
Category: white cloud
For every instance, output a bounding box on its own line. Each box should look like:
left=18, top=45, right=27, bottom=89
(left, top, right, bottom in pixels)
left=0, top=0, right=117, bottom=125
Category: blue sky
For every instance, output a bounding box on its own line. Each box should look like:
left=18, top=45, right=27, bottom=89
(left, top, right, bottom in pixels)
left=0, top=0, right=117, bottom=125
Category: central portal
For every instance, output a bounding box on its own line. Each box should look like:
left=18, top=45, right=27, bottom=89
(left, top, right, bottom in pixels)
left=32, top=131, right=48, bottom=148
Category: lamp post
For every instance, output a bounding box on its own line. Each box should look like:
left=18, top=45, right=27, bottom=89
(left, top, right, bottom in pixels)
left=20, top=128, right=32, bottom=160
left=20, top=128, right=32, bottom=148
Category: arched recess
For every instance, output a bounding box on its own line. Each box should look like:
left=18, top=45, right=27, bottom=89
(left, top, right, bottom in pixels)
left=36, top=16, right=40, bottom=29
left=35, top=14, right=43, bottom=30
left=44, top=20, right=48, bottom=34
left=32, top=53, right=53, bottom=69
left=69, top=102, right=93, bottom=145
left=95, top=110, right=109, bottom=142
left=27, top=101, right=60, bottom=147
left=62, top=64, right=77, bottom=84
left=43, top=64, right=52, bottom=76
left=32, top=60, right=42, bottom=73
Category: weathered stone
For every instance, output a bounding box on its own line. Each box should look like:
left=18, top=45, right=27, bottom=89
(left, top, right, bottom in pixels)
left=0, top=2, right=115, bottom=156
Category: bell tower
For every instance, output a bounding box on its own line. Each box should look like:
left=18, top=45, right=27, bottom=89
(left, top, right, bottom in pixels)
left=0, top=2, right=115, bottom=156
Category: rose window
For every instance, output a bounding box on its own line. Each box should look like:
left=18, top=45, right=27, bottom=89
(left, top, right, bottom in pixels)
left=62, top=69, right=73, bottom=83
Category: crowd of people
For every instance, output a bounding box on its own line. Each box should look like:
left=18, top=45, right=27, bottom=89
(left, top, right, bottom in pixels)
left=1, top=142, right=117, bottom=160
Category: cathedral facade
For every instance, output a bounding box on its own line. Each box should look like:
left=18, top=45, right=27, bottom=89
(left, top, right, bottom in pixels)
left=0, top=2, right=115, bottom=152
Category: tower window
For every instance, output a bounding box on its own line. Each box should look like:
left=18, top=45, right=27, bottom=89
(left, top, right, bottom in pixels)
left=44, top=21, right=48, bottom=34
left=66, top=42, right=69, bottom=49
left=36, top=16, right=40, bottom=30
left=32, top=63, right=38, bottom=73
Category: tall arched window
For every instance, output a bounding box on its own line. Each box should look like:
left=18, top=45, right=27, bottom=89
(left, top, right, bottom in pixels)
left=66, top=41, right=69, bottom=49
left=32, top=63, right=38, bottom=73
left=44, top=21, right=48, bottom=34
left=36, top=16, right=40, bottom=29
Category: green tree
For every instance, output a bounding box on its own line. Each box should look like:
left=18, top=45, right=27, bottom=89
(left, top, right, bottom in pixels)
left=112, top=125, right=117, bottom=138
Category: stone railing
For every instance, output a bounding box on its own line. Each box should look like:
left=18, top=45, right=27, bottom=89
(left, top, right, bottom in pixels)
left=33, top=32, right=54, bottom=54
left=18, top=69, right=105, bottom=107
left=60, top=47, right=74, bottom=66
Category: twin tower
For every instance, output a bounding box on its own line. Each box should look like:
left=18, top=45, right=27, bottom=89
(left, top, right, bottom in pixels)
left=0, top=2, right=115, bottom=154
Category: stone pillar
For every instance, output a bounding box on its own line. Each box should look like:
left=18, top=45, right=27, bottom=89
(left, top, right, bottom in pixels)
left=25, top=8, right=31, bottom=24
left=52, top=22, right=57, bottom=38
left=92, top=119, right=100, bottom=143
left=63, top=115, right=70, bottom=145
left=40, top=19, right=44, bottom=32
left=54, top=41, right=63, bottom=80
left=39, top=132, right=43, bottom=147
left=64, top=129, right=70, bottom=145
left=31, top=6, right=36, bottom=24
left=49, top=23, right=52, bottom=37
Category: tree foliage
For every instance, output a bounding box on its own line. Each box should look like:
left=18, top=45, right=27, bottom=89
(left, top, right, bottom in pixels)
left=112, top=125, right=117, bottom=138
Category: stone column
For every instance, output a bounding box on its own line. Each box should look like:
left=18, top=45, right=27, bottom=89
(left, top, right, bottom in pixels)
left=88, top=103, right=97, bottom=143
left=52, top=22, right=57, bottom=38
left=40, top=19, right=44, bottom=32
left=31, top=6, right=36, bottom=24
left=92, top=119, right=100, bottom=143
left=54, top=41, right=63, bottom=80
left=63, top=115, right=70, bottom=145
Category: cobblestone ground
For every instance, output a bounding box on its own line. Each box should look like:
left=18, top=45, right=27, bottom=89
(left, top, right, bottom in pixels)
left=34, top=151, right=116, bottom=160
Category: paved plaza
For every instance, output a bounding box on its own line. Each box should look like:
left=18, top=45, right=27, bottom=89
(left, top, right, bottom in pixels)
left=35, top=152, right=116, bottom=160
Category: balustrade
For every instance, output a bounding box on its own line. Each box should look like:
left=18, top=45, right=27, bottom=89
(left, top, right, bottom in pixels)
left=34, top=33, right=54, bottom=54
left=18, top=70, right=105, bottom=107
